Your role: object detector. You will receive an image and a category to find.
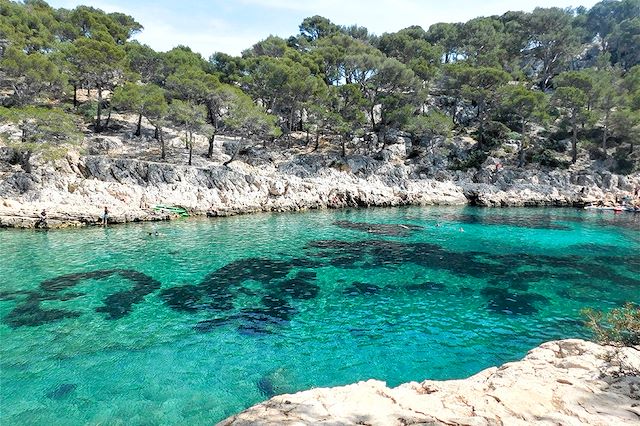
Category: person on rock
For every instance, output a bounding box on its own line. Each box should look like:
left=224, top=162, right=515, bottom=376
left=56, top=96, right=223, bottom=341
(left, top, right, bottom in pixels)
left=37, top=209, right=47, bottom=229
left=102, top=206, right=109, bottom=227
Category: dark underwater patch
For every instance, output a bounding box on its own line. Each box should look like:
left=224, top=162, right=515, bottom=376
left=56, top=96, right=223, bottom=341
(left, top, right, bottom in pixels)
left=4, top=269, right=161, bottom=327
left=4, top=296, right=81, bottom=328
left=160, top=285, right=204, bottom=312
left=193, top=317, right=233, bottom=333
left=94, top=270, right=161, bottom=320
left=203, top=258, right=294, bottom=286
left=333, top=220, right=423, bottom=236
left=441, top=213, right=571, bottom=230
left=40, top=270, right=117, bottom=292
left=278, top=272, right=320, bottom=300
left=46, top=383, right=77, bottom=400
left=344, top=282, right=381, bottom=296
left=256, top=376, right=276, bottom=397
left=405, top=281, right=446, bottom=292
left=481, top=287, right=550, bottom=315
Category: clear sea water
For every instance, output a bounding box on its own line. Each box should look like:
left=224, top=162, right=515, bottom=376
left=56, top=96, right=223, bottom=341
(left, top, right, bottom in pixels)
left=1, top=206, right=638, bottom=425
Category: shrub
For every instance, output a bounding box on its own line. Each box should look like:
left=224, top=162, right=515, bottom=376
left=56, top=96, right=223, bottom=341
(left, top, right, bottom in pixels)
left=77, top=101, right=98, bottom=122
left=448, top=149, right=488, bottom=171
left=582, top=303, right=640, bottom=346
left=478, top=121, right=511, bottom=150
left=533, top=149, right=570, bottom=168
left=543, top=139, right=568, bottom=153
left=612, top=148, right=637, bottom=175
left=508, top=131, right=522, bottom=141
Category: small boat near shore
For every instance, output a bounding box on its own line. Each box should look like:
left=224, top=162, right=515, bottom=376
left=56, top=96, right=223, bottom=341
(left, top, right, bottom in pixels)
left=584, top=205, right=640, bottom=213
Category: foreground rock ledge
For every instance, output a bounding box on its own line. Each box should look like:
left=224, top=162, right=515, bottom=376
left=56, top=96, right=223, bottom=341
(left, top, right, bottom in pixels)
left=218, top=339, right=640, bottom=426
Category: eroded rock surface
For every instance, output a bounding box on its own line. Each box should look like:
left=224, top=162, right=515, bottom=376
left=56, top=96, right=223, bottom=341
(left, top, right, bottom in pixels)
left=1, top=137, right=638, bottom=228
left=218, top=339, right=640, bottom=426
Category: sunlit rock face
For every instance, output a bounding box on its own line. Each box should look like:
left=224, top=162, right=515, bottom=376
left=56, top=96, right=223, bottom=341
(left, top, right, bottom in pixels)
left=1, top=137, right=638, bottom=228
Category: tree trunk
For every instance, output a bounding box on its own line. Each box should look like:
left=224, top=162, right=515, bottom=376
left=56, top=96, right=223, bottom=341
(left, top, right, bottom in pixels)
left=159, top=127, right=166, bottom=160
left=289, top=106, right=295, bottom=134
left=207, top=131, right=216, bottom=158
left=135, top=112, right=143, bottom=137
left=369, top=105, right=376, bottom=130
left=378, top=125, right=387, bottom=153
left=73, top=83, right=77, bottom=108
left=104, top=105, right=112, bottom=130
left=451, top=100, right=458, bottom=125
left=341, top=135, right=346, bottom=157
left=571, top=111, right=578, bottom=164
left=602, top=110, right=609, bottom=157
left=154, top=126, right=159, bottom=140
left=223, top=138, right=243, bottom=166
left=95, top=87, right=103, bottom=133
left=20, top=151, right=32, bottom=173
left=518, top=117, right=526, bottom=167
left=188, top=131, right=193, bottom=166
left=313, top=130, right=320, bottom=152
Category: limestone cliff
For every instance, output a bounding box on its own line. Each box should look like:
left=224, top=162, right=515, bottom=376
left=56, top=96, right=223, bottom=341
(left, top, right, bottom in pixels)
left=0, top=134, right=638, bottom=228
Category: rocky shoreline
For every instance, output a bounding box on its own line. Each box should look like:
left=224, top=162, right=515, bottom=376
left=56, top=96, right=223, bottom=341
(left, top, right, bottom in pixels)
left=218, top=339, right=640, bottom=426
left=1, top=142, right=638, bottom=229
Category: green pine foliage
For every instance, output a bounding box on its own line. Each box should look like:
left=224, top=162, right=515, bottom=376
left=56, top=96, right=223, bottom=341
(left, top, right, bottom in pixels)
left=0, top=0, right=638, bottom=171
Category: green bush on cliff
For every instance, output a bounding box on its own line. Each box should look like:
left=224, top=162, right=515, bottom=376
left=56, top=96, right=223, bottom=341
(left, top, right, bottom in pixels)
left=582, top=303, right=640, bottom=346
left=0, top=106, right=82, bottom=172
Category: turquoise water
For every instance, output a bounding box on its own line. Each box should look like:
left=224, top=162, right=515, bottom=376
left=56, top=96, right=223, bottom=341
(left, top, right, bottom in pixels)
left=1, top=206, right=638, bottom=425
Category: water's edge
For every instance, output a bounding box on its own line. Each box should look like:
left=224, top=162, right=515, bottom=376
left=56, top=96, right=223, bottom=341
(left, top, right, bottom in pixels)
left=2, top=153, right=638, bottom=229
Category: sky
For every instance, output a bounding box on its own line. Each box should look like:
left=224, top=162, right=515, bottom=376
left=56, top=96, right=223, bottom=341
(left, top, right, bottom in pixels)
left=46, top=0, right=601, bottom=58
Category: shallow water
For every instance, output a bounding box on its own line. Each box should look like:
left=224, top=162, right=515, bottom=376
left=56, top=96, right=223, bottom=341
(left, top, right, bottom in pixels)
left=1, top=206, right=638, bottom=425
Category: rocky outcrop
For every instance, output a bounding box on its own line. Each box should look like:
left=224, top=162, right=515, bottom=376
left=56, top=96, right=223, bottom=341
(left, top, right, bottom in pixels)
left=0, top=148, right=468, bottom=228
left=1, top=138, right=638, bottom=228
left=219, top=339, right=640, bottom=426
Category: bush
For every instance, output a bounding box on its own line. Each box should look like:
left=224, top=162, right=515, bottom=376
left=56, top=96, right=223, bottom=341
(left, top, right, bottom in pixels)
left=448, top=149, right=488, bottom=171
left=543, top=139, right=568, bottom=153
left=612, top=148, right=637, bottom=175
left=508, top=131, right=522, bottom=141
left=533, top=149, right=570, bottom=168
left=77, top=101, right=98, bottom=122
left=588, top=145, right=607, bottom=161
left=582, top=303, right=640, bottom=346
left=478, top=121, right=511, bottom=150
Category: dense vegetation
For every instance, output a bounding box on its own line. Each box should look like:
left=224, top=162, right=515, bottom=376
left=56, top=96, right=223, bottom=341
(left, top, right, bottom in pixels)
left=1, top=0, right=639, bottom=173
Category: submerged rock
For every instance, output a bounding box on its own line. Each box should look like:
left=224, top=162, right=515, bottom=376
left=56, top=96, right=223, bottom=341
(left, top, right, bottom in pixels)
left=46, top=383, right=77, bottom=400
left=218, top=339, right=640, bottom=425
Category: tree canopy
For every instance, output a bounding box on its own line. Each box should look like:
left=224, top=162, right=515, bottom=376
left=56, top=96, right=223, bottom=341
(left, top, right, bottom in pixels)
left=0, top=0, right=638, bottom=172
